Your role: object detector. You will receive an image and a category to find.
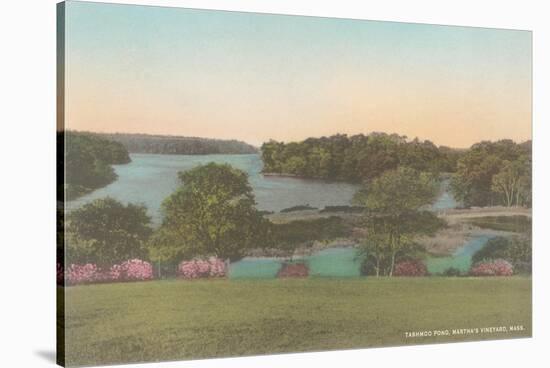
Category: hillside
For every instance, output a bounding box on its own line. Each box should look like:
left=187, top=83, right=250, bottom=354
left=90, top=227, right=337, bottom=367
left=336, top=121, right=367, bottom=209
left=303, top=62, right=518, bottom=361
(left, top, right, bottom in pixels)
left=91, top=132, right=258, bottom=155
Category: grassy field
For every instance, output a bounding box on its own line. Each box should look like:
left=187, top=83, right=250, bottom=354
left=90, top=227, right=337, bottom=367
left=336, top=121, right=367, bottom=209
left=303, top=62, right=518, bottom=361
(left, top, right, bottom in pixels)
left=61, top=277, right=531, bottom=366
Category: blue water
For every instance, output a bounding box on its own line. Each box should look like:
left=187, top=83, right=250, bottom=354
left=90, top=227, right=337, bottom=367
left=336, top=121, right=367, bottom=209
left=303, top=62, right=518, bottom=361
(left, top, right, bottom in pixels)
left=431, top=178, right=459, bottom=211
left=306, top=247, right=363, bottom=277
left=229, top=247, right=363, bottom=279
left=67, top=154, right=460, bottom=224
left=67, top=153, right=359, bottom=224
left=230, top=235, right=494, bottom=279
left=426, top=235, right=495, bottom=274
left=229, top=235, right=494, bottom=279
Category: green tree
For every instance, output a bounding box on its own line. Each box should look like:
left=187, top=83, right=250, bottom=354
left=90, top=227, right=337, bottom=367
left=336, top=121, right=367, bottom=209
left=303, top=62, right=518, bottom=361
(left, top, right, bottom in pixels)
left=269, top=217, right=349, bottom=260
left=491, top=156, right=531, bottom=207
left=471, top=234, right=531, bottom=274
left=63, top=131, right=131, bottom=200
left=355, top=167, right=443, bottom=276
left=450, top=140, right=531, bottom=207
left=258, top=132, right=458, bottom=182
left=492, top=160, right=521, bottom=207
left=355, top=167, right=438, bottom=215
left=359, top=211, right=443, bottom=276
left=160, top=163, right=270, bottom=262
left=67, top=198, right=152, bottom=266
left=307, top=146, right=332, bottom=178
left=147, top=227, right=191, bottom=278
left=260, top=140, right=284, bottom=172
left=451, top=152, right=502, bottom=207
left=358, top=232, right=389, bottom=277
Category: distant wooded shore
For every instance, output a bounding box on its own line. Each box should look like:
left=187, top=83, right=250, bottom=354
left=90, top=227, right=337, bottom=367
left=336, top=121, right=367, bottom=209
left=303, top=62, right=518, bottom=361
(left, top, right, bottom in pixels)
left=71, top=131, right=259, bottom=155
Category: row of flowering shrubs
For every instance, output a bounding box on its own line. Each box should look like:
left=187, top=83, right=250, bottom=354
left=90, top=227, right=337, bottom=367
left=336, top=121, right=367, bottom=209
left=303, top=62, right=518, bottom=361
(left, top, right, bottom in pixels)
left=469, top=259, right=514, bottom=276
left=57, top=257, right=514, bottom=284
left=61, top=259, right=154, bottom=285
left=58, top=257, right=229, bottom=285
left=390, top=259, right=514, bottom=277
left=177, top=258, right=226, bottom=279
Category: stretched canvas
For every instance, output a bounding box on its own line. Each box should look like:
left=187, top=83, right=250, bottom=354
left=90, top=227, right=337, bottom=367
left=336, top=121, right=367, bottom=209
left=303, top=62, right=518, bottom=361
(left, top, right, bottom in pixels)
left=57, top=1, right=532, bottom=366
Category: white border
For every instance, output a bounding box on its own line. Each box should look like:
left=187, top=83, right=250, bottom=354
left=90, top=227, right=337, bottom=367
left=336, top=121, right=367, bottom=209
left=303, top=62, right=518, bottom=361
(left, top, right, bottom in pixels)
left=1, top=1, right=548, bottom=367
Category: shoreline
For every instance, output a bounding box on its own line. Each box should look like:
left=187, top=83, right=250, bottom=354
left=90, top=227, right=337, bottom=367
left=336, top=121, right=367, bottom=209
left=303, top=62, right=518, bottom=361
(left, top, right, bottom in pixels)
left=263, top=205, right=531, bottom=258
left=261, top=171, right=360, bottom=183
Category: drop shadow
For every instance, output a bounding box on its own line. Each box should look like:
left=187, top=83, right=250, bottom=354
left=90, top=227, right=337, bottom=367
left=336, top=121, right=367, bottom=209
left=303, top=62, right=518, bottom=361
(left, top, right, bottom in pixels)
left=35, top=350, right=56, bottom=364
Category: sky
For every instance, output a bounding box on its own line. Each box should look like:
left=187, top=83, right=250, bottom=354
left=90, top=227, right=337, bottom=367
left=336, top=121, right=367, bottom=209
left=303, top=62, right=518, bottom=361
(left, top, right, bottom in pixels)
left=63, top=1, right=532, bottom=148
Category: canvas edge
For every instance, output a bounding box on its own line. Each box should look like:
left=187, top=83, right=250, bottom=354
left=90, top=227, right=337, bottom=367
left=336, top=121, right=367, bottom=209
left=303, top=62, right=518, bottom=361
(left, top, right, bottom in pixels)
left=56, top=1, right=67, bottom=367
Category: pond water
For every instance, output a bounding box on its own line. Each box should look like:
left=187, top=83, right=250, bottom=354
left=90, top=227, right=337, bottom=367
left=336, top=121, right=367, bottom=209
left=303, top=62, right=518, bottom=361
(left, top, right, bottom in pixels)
left=67, top=154, right=459, bottom=224
left=426, top=234, right=495, bottom=274
left=230, top=235, right=493, bottom=279
left=229, top=247, right=362, bottom=279
left=67, top=153, right=359, bottom=224
left=431, top=178, right=459, bottom=211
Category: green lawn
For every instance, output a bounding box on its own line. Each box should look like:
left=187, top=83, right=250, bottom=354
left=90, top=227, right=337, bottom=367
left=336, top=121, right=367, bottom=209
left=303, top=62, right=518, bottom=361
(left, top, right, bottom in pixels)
left=60, top=277, right=531, bottom=366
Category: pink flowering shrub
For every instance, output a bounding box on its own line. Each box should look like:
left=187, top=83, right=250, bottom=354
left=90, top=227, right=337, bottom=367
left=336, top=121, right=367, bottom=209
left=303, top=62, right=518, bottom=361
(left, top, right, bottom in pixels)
left=470, top=259, right=514, bottom=276
left=65, top=263, right=107, bottom=285
left=110, top=259, right=154, bottom=281
left=393, top=260, right=428, bottom=277
left=64, top=259, right=153, bottom=285
left=177, top=257, right=226, bottom=279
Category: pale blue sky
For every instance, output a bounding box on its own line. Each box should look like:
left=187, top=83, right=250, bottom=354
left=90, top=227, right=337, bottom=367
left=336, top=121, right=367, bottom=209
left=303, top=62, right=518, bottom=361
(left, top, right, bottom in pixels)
left=64, top=1, right=532, bottom=147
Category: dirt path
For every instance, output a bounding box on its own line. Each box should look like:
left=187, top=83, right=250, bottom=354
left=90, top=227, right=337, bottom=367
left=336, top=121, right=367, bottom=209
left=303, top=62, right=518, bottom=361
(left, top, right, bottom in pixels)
left=438, top=206, right=531, bottom=220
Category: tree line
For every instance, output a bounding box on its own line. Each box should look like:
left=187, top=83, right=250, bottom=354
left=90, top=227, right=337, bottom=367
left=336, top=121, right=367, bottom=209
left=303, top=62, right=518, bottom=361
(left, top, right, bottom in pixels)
left=261, top=133, right=531, bottom=208
left=450, top=140, right=531, bottom=207
left=60, top=131, right=131, bottom=200
left=90, top=132, right=258, bottom=155
left=261, top=133, right=461, bottom=182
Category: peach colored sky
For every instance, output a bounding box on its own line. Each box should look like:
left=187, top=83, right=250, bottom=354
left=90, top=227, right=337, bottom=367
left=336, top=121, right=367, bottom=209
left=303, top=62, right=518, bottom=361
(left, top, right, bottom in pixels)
left=64, top=2, right=532, bottom=148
